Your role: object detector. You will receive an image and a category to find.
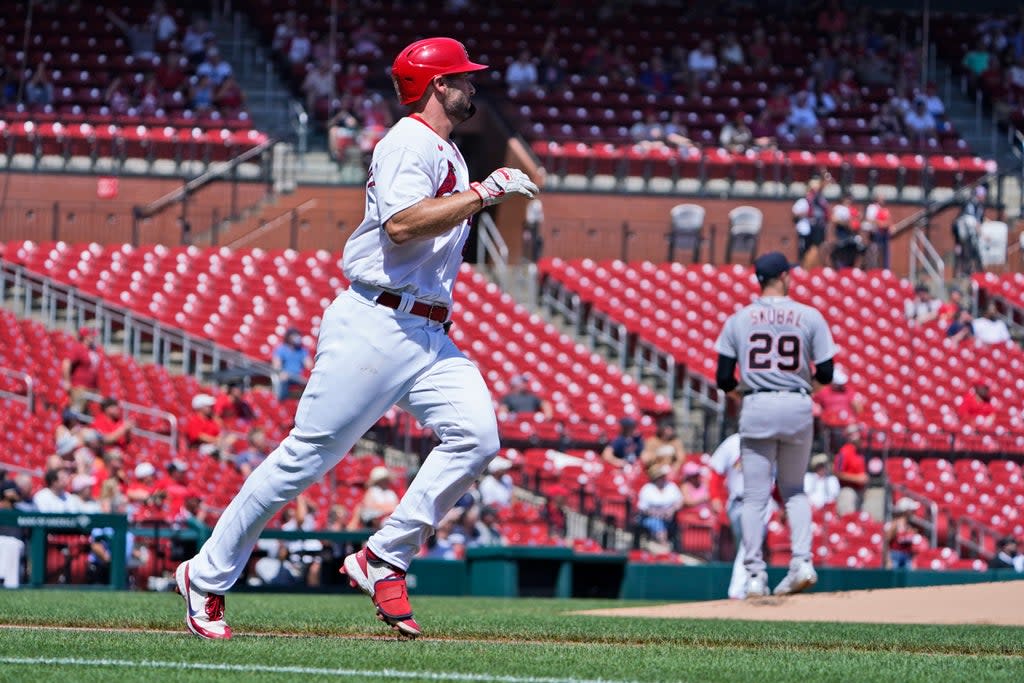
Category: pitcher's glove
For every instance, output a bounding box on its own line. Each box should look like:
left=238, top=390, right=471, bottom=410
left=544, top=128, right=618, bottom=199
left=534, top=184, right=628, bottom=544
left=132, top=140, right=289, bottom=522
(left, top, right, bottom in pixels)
left=470, top=167, right=539, bottom=207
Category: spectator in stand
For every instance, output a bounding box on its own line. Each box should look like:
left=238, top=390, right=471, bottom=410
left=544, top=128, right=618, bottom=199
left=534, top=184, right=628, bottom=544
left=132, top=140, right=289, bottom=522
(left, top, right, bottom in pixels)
left=783, top=91, right=820, bottom=138
left=25, top=62, right=54, bottom=109
left=988, top=537, right=1024, bottom=571
left=32, top=467, right=82, bottom=513
left=273, top=328, right=312, bottom=401
left=638, top=54, right=672, bottom=96
left=302, top=60, right=335, bottom=113
left=104, top=76, right=133, bottom=116
left=680, top=462, right=711, bottom=514
left=807, top=81, right=837, bottom=117
left=687, top=40, right=718, bottom=82
left=92, top=398, right=134, bottom=451
left=869, top=102, right=904, bottom=141
left=137, top=75, right=162, bottom=116
left=804, top=453, right=840, bottom=510
left=422, top=508, right=465, bottom=559
left=156, top=52, right=188, bottom=93
left=795, top=173, right=830, bottom=268
left=214, top=382, right=255, bottom=425
left=197, top=48, right=233, bottom=87
left=254, top=495, right=322, bottom=587
left=471, top=505, right=506, bottom=547
left=720, top=112, right=775, bottom=153
left=327, top=98, right=361, bottom=163
left=62, top=327, right=102, bottom=411
left=958, top=382, right=997, bottom=428
left=105, top=10, right=156, bottom=60
left=500, top=375, right=553, bottom=420
left=921, top=83, right=946, bottom=121
left=189, top=75, right=215, bottom=113
left=478, top=456, right=514, bottom=509
left=287, top=29, right=312, bottom=66
left=936, top=288, right=965, bottom=329
left=184, top=393, right=235, bottom=457
left=347, top=465, right=399, bottom=531
left=817, top=0, right=848, bottom=34
left=542, top=485, right=568, bottom=539
left=640, top=419, right=685, bottom=475
left=953, top=185, right=986, bottom=277
left=505, top=50, right=538, bottom=91
left=350, top=24, right=380, bottom=58
left=903, top=99, right=937, bottom=143
left=336, top=63, right=367, bottom=98
left=536, top=34, right=564, bottom=87
left=0, top=470, right=26, bottom=588
left=813, top=368, right=864, bottom=447
left=215, top=75, right=246, bottom=116
left=719, top=33, right=745, bottom=67
left=235, top=427, right=271, bottom=478
left=972, top=304, right=1012, bottom=345
left=272, top=11, right=298, bottom=53
left=149, top=0, right=178, bottom=43
left=158, top=460, right=193, bottom=521
left=962, top=39, right=991, bottom=80
left=830, top=193, right=864, bottom=269
left=861, top=191, right=892, bottom=269
left=636, top=464, right=683, bottom=553
left=830, top=68, right=861, bottom=107
left=834, top=425, right=868, bottom=515
left=748, top=26, right=772, bottom=71
left=946, top=308, right=974, bottom=343
left=904, top=284, right=941, bottom=327
left=182, top=17, right=214, bottom=66
left=601, top=416, right=645, bottom=469
left=125, top=462, right=158, bottom=506
left=1009, top=56, right=1024, bottom=102
left=885, top=498, right=920, bottom=569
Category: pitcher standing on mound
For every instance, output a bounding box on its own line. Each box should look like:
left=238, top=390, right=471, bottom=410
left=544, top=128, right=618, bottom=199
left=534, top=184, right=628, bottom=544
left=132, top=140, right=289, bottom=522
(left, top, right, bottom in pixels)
left=175, top=37, right=539, bottom=639
left=714, top=252, right=836, bottom=598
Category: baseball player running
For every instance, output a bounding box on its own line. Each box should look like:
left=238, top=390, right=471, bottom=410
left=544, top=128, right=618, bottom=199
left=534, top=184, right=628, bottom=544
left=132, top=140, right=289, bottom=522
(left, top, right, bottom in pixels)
left=714, top=252, right=836, bottom=597
left=175, top=37, right=538, bottom=639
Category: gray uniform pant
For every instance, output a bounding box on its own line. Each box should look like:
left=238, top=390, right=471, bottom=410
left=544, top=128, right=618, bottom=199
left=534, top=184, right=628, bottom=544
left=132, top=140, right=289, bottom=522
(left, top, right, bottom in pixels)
left=739, top=393, right=814, bottom=577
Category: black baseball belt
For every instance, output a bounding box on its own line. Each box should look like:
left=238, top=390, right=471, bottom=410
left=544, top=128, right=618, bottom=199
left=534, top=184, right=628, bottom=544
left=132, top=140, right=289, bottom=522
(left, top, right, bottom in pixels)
left=743, top=388, right=810, bottom=396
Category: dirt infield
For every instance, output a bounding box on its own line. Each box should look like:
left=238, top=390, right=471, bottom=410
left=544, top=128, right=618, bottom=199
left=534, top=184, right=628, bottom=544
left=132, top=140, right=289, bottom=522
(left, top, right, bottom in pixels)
left=578, top=581, right=1024, bottom=626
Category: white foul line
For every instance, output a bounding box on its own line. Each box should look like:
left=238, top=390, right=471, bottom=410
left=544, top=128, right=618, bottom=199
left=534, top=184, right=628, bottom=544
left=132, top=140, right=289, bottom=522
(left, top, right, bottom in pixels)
left=0, top=656, right=637, bottom=683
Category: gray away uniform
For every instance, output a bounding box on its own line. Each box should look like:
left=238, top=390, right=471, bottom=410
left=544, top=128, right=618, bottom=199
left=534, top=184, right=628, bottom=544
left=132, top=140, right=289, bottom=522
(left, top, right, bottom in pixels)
left=715, top=296, right=836, bottom=577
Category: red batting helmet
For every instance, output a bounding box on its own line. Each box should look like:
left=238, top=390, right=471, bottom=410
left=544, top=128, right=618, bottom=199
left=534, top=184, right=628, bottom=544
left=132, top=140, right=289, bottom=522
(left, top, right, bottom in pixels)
left=391, top=37, right=487, bottom=105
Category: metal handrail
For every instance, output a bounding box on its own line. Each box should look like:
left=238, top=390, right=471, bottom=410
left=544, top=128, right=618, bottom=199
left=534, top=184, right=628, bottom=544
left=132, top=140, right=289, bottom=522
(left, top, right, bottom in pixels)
left=134, top=138, right=276, bottom=220
left=890, top=171, right=998, bottom=239
left=0, top=366, right=34, bottom=412
left=0, top=261, right=277, bottom=384
left=476, top=212, right=510, bottom=280
left=954, top=515, right=1001, bottom=561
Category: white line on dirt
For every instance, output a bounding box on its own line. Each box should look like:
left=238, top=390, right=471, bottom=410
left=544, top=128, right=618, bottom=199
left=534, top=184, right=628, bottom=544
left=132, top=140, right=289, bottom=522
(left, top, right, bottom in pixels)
left=0, top=656, right=635, bottom=683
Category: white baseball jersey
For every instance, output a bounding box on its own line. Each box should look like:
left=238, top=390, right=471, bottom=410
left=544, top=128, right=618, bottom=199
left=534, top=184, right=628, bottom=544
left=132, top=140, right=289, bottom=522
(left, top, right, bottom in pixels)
left=343, top=114, right=472, bottom=306
left=708, top=433, right=743, bottom=505
left=715, top=296, right=836, bottom=393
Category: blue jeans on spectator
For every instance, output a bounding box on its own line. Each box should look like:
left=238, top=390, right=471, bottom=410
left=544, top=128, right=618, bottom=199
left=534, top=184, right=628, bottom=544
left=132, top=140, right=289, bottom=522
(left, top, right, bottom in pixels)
left=890, top=549, right=911, bottom=569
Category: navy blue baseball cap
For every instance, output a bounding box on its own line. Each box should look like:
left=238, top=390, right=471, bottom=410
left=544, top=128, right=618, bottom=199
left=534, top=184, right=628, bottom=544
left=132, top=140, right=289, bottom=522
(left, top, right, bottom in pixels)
left=754, top=251, right=793, bottom=285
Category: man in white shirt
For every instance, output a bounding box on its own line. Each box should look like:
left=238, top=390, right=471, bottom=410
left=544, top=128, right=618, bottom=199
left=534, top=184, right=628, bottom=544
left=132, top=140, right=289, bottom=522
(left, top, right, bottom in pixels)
left=32, top=468, right=83, bottom=513
left=688, top=40, right=718, bottom=80
left=505, top=50, right=538, bottom=90
left=904, top=99, right=936, bottom=139
left=972, top=304, right=1012, bottom=344
left=637, top=464, right=683, bottom=552
left=905, top=284, right=941, bottom=326
left=176, top=36, right=537, bottom=641
left=804, top=453, right=840, bottom=509
left=478, top=456, right=514, bottom=508
left=785, top=92, right=819, bottom=136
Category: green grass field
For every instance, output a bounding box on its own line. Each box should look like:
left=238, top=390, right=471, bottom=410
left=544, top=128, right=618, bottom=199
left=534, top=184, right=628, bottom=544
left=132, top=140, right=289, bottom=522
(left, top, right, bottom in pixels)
left=0, top=591, right=1021, bottom=682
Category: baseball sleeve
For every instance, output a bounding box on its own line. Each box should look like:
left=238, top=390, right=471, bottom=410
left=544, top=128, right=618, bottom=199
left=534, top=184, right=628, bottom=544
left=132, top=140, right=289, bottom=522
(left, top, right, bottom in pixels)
left=373, top=147, right=435, bottom=227
left=714, top=315, right=737, bottom=357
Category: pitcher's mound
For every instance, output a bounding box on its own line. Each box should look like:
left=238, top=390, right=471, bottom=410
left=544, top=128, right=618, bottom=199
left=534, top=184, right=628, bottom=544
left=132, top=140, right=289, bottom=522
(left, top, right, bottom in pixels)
left=578, top=581, right=1024, bottom=626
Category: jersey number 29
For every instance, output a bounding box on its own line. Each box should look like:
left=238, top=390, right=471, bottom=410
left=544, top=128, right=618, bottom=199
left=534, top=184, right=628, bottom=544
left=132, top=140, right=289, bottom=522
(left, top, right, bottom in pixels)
left=747, top=333, right=801, bottom=371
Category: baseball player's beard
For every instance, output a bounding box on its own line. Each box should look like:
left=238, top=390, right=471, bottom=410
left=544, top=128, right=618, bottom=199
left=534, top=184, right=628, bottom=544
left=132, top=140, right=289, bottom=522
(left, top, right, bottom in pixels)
left=445, top=92, right=475, bottom=122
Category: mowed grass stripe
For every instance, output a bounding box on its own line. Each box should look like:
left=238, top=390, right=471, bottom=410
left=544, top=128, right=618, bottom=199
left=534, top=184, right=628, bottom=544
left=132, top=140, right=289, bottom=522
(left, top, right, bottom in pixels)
left=3, top=622, right=1024, bottom=660
left=0, top=629, right=1021, bottom=683
left=0, top=656, right=632, bottom=683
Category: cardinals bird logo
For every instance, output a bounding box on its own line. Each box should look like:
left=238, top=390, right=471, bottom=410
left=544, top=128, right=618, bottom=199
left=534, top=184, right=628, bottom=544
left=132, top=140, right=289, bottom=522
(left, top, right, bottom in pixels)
left=435, top=161, right=457, bottom=198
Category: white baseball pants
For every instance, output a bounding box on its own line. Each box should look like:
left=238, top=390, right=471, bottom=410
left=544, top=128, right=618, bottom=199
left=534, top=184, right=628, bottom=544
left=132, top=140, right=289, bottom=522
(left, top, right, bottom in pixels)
left=0, top=535, right=24, bottom=588
left=738, top=393, right=814, bottom=578
left=189, top=285, right=500, bottom=594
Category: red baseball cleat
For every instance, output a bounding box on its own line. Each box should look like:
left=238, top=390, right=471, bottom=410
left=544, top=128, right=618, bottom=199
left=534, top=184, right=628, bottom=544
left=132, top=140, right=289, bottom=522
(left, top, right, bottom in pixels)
left=341, top=547, right=421, bottom=638
left=175, top=561, right=232, bottom=640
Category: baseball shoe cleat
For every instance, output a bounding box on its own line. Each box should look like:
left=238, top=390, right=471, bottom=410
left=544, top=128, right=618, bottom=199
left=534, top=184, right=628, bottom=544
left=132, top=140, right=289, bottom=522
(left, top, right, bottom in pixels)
left=773, top=560, right=818, bottom=596
left=175, top=561, right=232, bottom=640
left=341, top=547, right=421, bottom=638
left=744, top=571, right=770, bottom=598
